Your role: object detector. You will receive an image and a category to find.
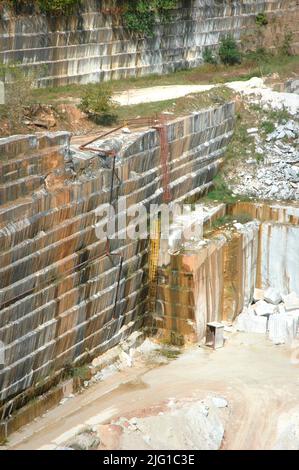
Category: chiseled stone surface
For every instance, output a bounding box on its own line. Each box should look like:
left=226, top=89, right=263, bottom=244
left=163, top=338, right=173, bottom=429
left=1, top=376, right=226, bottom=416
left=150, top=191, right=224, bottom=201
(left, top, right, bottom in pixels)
left=0, top=103, right=235, bottom=402
left=156, top=219, right=260, bottom=341
left=0, top=0, right=298, bottom=86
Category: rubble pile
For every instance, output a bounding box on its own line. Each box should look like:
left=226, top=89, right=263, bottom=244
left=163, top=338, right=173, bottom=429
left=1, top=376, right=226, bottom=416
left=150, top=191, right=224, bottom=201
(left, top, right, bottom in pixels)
left=236, top=288, right=299, bottom=345
left=96, top=398, right=227, bottom=450
left=233, top=120, right=299, bottom=201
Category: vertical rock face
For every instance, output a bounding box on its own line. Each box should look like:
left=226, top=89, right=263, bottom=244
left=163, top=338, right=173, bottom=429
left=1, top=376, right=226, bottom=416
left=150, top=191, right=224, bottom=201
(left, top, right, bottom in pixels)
left=260, top=223, right=299, bottom=296
left=156, top=200, right=299, bottom=343
left=0, top=0, right=297, bottom=86
left=0, top=103, right=235, bottom=403
left=231, top=202, right=299, bottom=297
left=156, top=217, right=260, bottom=342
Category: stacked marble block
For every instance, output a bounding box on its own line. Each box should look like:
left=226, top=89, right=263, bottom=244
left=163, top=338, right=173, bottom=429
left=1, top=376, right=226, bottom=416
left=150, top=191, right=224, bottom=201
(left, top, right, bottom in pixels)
left=0, top=0, right=298, bottom=86
left=0, top=102, right=234, bottom=402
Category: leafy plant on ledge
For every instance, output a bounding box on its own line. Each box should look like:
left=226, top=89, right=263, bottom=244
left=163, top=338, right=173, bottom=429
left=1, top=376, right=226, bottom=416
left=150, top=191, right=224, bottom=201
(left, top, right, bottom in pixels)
left=123, top=0, right=177, bottom=37
left=1, top=0, right=81, bottom=16
left=79, top=83, right=119, bottom=126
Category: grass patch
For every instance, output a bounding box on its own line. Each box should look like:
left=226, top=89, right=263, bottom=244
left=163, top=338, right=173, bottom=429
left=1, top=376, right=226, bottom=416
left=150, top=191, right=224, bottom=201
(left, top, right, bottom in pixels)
left=159, top=346, right=182, bottom=360
left=212, top=213, right=252, bottom=229
left=116, top=86, right=234, bottom=122
left=63, top=365, right=90, bottom=381
left=266, top=108, right=291, bottom=124
left=204, top=212, right=253, bottom=236
left=261, top=120, right=275, bottom=134
left=206, top=175, right=237, bottom=203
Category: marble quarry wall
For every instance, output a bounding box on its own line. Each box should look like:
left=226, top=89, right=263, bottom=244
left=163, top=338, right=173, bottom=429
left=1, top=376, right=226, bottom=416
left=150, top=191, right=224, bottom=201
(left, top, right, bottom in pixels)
left=156, top=219, right=260, bottom=342
left=0, top=0, right=298, bottom=87
left=155, top=201, right=299, bottom=343
left=0, top=102, right=235, bottom=404
left=231, top=202, right=299, bottom=297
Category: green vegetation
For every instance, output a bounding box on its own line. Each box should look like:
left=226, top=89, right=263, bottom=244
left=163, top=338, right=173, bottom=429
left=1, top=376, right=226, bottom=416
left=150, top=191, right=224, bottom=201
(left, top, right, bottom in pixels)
left=29, top=54, right=299, bottom=107
left=202, top=47, right=217, bottom=65
left=206, top=175, right=237, bottom=203
left=255, top=12, right=268, bottom=27
left=0, top=63, right=36, bottom=132
left=219, top=35, right=242, bottom=66
left=159, top=345, right=182, bottom=360
left=79, top=83, right=118, bottom=125
left=261, top=120, right=275, bottom=134
left=210, top=213, right=253, bottom=230
left=63, top=364, right=90, bottom=381
left=116, top=86, right=234, bottom=122
left=279, top=31, right=294, bottom=56
left=123, top=0, right=176, bottom=36
left=39, top=0, right=80, bottom=15
left=3, top=0, right=80, bottom=15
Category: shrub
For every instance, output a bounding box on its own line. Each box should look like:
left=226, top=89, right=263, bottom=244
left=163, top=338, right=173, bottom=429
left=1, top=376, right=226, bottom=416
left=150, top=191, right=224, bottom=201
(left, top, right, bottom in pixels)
left=79, top=83, right=118, bottom=126
left=123, top=0, right=176, bottom=36
left=202, top=47, right=217, bottom=65
left=3, top=0, right=80, bottom=15
left=219, top=35, right=242, bottom=66
left=279, top=31, right=293, bottom=56
left=261, top=120, right=275, bottom=134
left=0, top=63, right=36, bottom=132
left=255, top=13, right=268, bottom=27
left=39, top=0, right=80, bottom=15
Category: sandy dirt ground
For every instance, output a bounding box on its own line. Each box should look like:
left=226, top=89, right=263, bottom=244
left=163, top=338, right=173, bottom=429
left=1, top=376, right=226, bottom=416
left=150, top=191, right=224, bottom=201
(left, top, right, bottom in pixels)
left=113, top=84, right=215, bottom=106
left=5, top=331, right=299, bottom=450
left=113, top=78, right=299, bottom=115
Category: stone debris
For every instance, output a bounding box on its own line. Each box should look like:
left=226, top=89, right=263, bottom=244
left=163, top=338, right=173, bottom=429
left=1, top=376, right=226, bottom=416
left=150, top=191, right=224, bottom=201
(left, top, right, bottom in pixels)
left=254, top=300, right=277, bottom=316
left=227, top=77, right=299, bottom=116
left=253, top=288, right=265, bottom=302
left=282, top=292, right=299, bottom=312
left=211, top=397, right=228, bottom=409
left=236, top=310, right=268, bottom=334
left=247, top=128, right=258, bottom=135
left=268, top=314, right=299, bottom=345
left=225, top=76, right=299, bottom=202
left=98, top=399, right=227, bottom=450
left=274, top=412, right=299, bottom=450
left=236, top=288, right=299, bottom=345
left=67, top=430, right=100, bottom=450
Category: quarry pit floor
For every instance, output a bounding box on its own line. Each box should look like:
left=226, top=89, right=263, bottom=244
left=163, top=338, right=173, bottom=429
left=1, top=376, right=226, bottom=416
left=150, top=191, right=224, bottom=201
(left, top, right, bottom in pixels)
left=5, top=331, right=299, bottom=450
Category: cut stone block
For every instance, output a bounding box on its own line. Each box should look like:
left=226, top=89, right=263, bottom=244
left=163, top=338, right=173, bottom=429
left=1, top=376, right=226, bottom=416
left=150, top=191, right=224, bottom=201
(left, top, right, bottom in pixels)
left=264, top=288, right=282, bottom=305
left=268, top=313, right=298, bottom=345
left=254, top=300, right=277, bottom=316
left=283, top=292, right=299, bottom=311
left=253, top=288, right=265, bottom=302
left=236, top=313, right=267, bottom=334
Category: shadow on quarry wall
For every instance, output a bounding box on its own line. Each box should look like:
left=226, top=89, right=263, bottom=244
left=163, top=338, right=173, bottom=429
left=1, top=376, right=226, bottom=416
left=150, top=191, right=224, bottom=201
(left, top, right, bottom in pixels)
left=0, top=0, right=298, bottom=86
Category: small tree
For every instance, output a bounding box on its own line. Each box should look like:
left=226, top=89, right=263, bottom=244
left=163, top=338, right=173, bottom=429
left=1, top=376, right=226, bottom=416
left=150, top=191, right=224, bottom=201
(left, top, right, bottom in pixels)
left=0, top=63, right=36, bottom=132
left=79, top=83, right=118, bottom=126
left=219, top=35, right=242, bottom=65
left=279, top=31, right=293, bottom=56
